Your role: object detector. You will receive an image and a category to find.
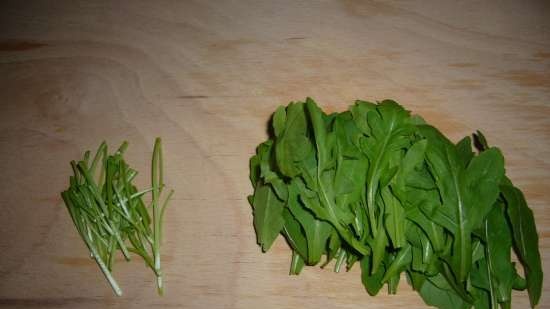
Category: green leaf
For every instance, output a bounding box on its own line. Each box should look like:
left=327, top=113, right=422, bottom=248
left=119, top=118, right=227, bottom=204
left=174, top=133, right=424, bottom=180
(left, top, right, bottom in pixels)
left=361, top=101, right=414, bottom=238
left=275, top=102, right=313, bottom=177
left=439, top=261, right=473, bottom=304
left=464, top=148, right=504, bottom=229
left=252, top=184, right=285, bottom=252
left=251, top=141, right=272, bottom=187
left=304, top=98, right=369, bottom=255
left=456, top=136, right=474, bottom=166
left=392, top=139, right=428, bottom=200
left=272, top=105, right=287, bottom=137
left=419, top=125, right=504, bottom=282
left=257, top=141, right=288, bottom=201
left=501, top=181, right=543, bottom=307
left=483, top=202, right=515, bottom=307
left=407, top=270, right=425, bottom=291
left=370, top=221, right=388, bottom=274
left=333, top=113, right=368, bottom=202
left=411, top=245, right=426, bottom=272
left=287, top=181, right=333, bottom=265
left=407, top=207, right=445, bottom=253
left=306, top=98, right=331, bottom=170
left=382, top=187, right=406, bottom=248
left=382, top=244, right=412, bottom=283
left=350, top=100, right=376, bottom=134
left=360, top=255, right=386, bottom=296
left=417, top=274, right=471, bottom=309
left=472, top=286, right=492, bottom=309
left=282, top=208, right=308, bottom=261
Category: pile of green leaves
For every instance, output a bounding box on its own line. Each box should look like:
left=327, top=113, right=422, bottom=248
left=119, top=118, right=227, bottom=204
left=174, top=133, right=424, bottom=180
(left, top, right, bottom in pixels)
left=61, top=138, right=173, bottom=296
left=248, top=98, right=543, bottom=308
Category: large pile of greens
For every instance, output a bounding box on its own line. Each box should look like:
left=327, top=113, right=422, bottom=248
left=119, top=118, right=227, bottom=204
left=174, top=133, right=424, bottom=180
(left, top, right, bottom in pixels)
left=61, top=138, right=173, bottom=296
left=248, top=98, right=543, bottom=309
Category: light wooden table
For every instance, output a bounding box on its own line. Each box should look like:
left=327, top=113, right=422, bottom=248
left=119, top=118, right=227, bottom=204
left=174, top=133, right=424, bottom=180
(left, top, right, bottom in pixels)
left=0, top=1, right=548, bottom=308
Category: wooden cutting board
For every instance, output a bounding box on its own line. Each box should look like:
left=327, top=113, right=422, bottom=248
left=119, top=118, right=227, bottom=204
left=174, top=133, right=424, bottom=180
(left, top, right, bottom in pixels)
left=0, top=1, right=548, bottom=308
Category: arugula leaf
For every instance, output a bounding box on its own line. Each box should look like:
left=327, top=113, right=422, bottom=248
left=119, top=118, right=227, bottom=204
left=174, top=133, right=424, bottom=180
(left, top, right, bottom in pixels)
left=287, top=180, right=333, bottom=265
left=419, top=125, right=504, bottom=282
left=501, top=181, right=543, bottom=307
left=475, top=131, right=543, bottom=307
left=382, top=187, right=406, bottom=248
left=360, top=254, right=386, bottom=296
left=304, top=98, right=369, bottom=255
left=281, top=208, right=308, bottom=261
left=416, top=273, right=470, bottom=309
left=381, top=244, right=412, bottom=283
left=252, top=184, right=285, bottom=252
left=358, top=100, right=413, bottom=239
left=482, top=202, right=515, bottom=308
left=274, top=102, right=314, bottom=178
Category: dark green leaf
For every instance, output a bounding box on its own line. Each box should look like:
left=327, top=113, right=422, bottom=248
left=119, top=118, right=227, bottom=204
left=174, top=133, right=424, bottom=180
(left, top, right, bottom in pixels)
left=360, top=255, right=386, bottom=296
left=501, top=181, right=543, bottom=307
left=416, top=274, right=470, bottom=309
left=252, top=184, right=285, bottom=252
left=287, top=179, right=333, bottom=265
left=275, top=102, right=313, bottom=177
left=483, top=203, right=515, bottom=306
left=382, top=244, right=412, bottom=283
left=282, top=208, right=308, bottom=260
left=361, top=101, right=413, bottom=238
left=382, top=187, right=406, bottom=248
left=419, top=125, right=504, bottom=282
left=272, top=105, right=287, bottom=137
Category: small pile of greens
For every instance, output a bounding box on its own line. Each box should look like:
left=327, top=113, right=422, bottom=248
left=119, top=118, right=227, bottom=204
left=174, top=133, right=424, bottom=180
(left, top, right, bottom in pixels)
left=61, top=138, right=173, bottom=296
left=248, top=98, right=543, bottom=309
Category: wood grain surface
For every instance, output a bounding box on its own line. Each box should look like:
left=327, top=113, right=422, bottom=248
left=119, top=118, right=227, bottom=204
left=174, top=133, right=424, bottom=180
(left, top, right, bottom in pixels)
left=0, top=1, right=549, bottom=308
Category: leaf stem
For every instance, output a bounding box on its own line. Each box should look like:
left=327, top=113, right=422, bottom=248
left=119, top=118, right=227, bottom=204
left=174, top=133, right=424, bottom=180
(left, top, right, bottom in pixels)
left=152, top=137, right=164, bottom=294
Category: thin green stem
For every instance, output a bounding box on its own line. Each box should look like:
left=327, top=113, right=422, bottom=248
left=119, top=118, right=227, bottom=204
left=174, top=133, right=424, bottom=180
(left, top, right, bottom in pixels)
left=159, top=189, right=174, bottom=243
left=62, top=139, right=172, bottom=296
left=152, top=137, right=163, bottom=294
left=88, top=239, right=122, bottom=296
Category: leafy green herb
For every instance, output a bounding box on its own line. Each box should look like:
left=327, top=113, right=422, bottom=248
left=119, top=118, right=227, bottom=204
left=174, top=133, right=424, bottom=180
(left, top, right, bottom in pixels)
left=501, top=180, right=543, bottom=307
left=248, top=99, right=543, bottom=308
left=61, top=138, right=173, bottom=296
